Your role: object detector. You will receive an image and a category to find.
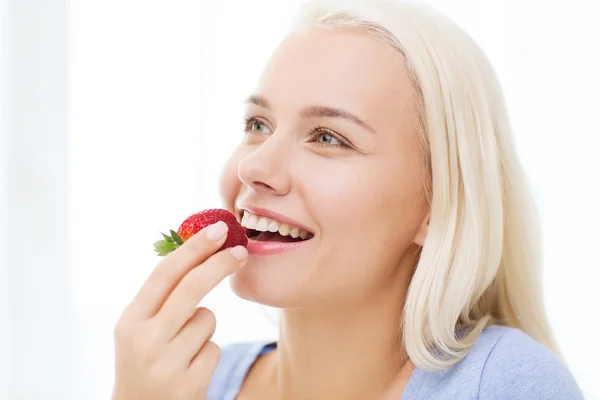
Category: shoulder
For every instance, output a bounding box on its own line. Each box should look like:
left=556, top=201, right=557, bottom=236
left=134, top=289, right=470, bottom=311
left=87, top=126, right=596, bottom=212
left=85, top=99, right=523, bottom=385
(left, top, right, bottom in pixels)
left=411, top=326, right=583, bottom=400
left=207, top=341, right=270, bottom=400
left=477, top=326, right=583, bottom=399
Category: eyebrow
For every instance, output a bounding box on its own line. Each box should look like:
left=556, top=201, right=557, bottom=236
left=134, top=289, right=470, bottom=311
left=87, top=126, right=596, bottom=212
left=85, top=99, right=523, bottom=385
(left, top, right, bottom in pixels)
left=245, top=95, right=376, bottom=134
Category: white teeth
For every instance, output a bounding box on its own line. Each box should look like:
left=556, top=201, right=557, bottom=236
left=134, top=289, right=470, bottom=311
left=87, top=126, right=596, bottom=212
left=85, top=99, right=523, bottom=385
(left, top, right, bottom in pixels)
left=256, top=217, right=270, bottom=232
left=245, top=213, right=258, bottom=229
left=241, top=210, right=313, bottom=240
left=267, top=220, right=279, bottom=232
left=278, top=223, right=290, bottom=236
left=290, top=227, right=300, bottom=239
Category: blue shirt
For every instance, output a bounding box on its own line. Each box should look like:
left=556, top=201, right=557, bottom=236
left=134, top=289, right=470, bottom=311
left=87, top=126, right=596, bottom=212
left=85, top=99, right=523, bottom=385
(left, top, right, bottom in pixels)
left=208, top=325, right=583, bottom=399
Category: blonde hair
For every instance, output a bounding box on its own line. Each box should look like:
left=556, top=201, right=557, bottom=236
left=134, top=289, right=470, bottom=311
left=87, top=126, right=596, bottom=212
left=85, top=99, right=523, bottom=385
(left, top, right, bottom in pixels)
left=290, top=0, right=558, bottom=370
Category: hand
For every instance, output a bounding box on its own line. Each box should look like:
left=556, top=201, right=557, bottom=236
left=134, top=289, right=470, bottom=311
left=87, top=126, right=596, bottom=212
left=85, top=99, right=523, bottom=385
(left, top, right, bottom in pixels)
left=112, top=221, right=248, bottom=400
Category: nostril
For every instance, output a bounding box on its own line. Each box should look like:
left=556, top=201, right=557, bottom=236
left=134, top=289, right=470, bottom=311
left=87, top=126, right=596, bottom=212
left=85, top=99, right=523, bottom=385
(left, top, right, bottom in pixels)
left=253, top=181, right=274, bottom=190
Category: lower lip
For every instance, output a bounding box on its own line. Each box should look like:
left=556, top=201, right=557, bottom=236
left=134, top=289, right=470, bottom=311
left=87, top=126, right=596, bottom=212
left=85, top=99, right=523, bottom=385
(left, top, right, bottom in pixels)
left=246, top=238, right=310, bottom=256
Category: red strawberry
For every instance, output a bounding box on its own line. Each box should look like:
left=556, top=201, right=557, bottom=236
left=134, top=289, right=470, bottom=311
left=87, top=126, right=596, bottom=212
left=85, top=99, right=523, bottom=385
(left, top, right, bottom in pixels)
left=153, top=208, right=248, bottom=256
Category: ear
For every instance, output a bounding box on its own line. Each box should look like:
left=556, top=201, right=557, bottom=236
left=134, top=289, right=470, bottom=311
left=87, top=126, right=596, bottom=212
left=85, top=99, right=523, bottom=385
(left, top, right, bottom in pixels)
left=413, top=210, right=430, bottom=247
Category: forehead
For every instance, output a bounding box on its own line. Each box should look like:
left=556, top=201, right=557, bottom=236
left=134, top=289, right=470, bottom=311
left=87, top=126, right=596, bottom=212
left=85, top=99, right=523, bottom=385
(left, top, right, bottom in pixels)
left=253, top=28, right=415, bottom=127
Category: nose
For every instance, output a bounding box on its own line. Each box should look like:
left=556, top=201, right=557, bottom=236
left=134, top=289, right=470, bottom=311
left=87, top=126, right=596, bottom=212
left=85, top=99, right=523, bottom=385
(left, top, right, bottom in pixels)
left=237, top=133, right=292, bottom=196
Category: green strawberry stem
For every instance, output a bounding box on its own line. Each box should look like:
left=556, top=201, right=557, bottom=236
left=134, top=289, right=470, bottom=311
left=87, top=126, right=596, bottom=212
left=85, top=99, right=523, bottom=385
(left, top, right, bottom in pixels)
left=153, top=229, right=185, bottom=256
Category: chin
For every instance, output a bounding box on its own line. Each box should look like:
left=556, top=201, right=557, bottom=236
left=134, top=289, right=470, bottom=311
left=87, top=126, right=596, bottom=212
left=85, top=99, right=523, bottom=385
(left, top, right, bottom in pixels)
left=228, top=256, right=310, bottom=308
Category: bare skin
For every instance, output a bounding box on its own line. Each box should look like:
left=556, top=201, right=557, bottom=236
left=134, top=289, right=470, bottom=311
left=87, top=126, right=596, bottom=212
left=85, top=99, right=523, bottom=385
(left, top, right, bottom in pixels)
left=112, top=221, right=248, bottom=400
left=112, top=27, right=429, bottom=400
left=218, top=28, right=430, bottom=399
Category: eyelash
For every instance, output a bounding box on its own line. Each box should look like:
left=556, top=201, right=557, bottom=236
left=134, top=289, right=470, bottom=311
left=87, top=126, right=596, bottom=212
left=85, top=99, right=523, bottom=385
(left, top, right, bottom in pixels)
left=243, top=117, right=350, bottom=149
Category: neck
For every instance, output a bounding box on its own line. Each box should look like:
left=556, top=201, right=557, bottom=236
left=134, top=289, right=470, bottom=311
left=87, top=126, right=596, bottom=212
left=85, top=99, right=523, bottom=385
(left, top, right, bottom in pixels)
left=271, top=267, right=413, bottom=400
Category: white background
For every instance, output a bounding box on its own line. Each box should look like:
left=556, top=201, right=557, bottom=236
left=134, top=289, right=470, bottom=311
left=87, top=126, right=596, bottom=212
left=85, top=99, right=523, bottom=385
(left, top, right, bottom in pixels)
left=1, top=0, right=599, bottom=399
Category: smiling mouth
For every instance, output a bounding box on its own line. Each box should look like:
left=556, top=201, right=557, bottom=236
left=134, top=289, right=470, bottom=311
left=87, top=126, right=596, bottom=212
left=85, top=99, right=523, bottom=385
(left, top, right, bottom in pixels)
left=240, top=210, right=314, bottom=243
left=246, top=230, right=307, bottom=242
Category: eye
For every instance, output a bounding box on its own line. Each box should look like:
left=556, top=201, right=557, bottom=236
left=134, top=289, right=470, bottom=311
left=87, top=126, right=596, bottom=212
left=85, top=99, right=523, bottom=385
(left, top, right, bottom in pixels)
left=309, top=127, right=350, bottom=149
left=244, top=117, right=272, bottom=135
left=316, top=131, right=342, bottom=146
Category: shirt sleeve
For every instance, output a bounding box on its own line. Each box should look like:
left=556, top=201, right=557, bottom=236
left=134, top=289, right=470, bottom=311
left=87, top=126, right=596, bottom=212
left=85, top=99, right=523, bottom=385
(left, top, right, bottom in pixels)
left=478, top=329, right=584, bottom=400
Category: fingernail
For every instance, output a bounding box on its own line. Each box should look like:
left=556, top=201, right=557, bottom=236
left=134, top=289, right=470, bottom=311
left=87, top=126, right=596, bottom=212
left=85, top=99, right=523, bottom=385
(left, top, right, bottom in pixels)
left=230, top=245, right=248, bottom=260
left=206, top=221, right=228, bottom=241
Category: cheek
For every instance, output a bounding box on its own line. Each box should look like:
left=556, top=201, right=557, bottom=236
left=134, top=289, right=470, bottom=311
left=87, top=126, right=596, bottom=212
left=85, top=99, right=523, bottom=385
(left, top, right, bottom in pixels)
left=305, top=157, right=424, bottom=244
left=298, top=159, right=358, bottom=222
left=299, top=157, right=424, bottom=297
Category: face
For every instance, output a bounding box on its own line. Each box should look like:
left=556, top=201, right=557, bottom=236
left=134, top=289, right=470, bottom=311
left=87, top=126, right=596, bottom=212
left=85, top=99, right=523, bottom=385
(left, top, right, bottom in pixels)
left=219, top=28, right=429, bottom=308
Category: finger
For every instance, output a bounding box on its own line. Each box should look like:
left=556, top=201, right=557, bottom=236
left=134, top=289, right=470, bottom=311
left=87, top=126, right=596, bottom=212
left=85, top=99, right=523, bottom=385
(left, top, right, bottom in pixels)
left=123, top=221, right=230, bottom=321
left=188, top=341, right=221, bottom=389
left=165, top=307, right=216, bottom=366
left=154, top=245, right=247, bottom=340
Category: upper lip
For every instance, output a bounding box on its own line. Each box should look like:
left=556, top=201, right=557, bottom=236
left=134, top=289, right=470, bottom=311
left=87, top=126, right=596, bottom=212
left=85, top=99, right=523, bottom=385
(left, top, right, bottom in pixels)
left=236, top=205, right=314, bottom=234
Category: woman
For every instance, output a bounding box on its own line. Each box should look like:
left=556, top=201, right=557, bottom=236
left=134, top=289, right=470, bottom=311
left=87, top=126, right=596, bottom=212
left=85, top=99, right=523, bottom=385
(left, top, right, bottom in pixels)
left=112, top=0, right=584, bottom=399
